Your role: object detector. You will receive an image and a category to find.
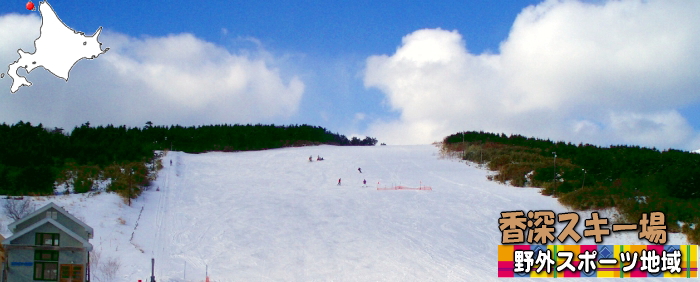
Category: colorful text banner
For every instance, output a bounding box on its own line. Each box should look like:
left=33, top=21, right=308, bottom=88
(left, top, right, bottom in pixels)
left=498, top=245, right=697, bottom=278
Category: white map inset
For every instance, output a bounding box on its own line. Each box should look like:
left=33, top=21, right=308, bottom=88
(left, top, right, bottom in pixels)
left=6, top=1, right=108, bottom=93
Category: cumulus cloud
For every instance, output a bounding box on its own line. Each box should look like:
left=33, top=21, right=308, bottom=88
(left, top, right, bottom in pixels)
left=0, top=14, right=41, bottom=60
left=364, top=0, right=700, bottom=150
left=0, top=14, right=303, bottom=129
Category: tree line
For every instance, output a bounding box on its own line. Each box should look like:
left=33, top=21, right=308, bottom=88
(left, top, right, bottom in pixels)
left=442, top=130, right=700, bottom=244
left=0, top=121, right=377, bottom=198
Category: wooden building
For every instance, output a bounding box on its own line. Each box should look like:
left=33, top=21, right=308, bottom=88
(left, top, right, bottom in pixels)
left=2, top=202, right=93, bottom=281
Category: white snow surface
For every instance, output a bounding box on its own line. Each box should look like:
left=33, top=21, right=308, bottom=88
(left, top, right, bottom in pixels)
left=0, top=144, right=692, bottom=281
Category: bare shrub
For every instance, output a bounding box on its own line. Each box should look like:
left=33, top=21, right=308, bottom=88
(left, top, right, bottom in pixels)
left=91, top=249, right=121, bottom=282
left=98, top=257, right=121, bottom=281
left=4, top=198, right=35, bottom=221
left=89, top=250, right=101, bottom=269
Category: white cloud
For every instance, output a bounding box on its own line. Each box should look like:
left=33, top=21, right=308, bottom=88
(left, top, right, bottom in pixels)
left=0, top=14, right=303, bottom=129
left=364, top=0, right=700, bottom=150
left=0, top=14, right=41, bottom=60
left=608, top=111, right=694, bottom=147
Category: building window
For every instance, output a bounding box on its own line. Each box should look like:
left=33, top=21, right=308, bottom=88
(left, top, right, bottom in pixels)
left=61, top=265, right=83, bottom=282
left=46, top=210, right=58, bottom=219
left=35, top=250, right=59, bottom=261
left=34, top=250, right=59, bottom=281
left=35, top=233, right=60, bottom=246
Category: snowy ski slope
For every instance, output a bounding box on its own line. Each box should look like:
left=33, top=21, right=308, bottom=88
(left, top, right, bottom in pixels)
left=2, top=144, right=690, bottom=281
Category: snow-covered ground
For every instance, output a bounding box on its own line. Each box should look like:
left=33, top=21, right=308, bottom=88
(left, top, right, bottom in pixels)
left=1, top=144, right=691, bottom=281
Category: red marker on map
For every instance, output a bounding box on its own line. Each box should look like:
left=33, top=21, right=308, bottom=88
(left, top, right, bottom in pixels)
left=26, top=1, right=35, bottom=11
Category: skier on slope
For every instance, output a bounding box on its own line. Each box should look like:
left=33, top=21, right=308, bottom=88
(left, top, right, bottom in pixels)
left=309, top=156, right=313, bottom=162
left=363, top=179, right=366, bottom=186
left=358, top=167, right=362, bottom=173
left=338, top=178, right=341, bottom=186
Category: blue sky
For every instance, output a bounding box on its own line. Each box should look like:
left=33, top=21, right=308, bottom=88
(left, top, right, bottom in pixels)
left=21, top=0, right=538, bottom=56
left=1, top=0, right=699, bottom=150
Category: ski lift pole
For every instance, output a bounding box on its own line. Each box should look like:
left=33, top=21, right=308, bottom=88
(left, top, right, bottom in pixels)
left=553, top=152, right=557, bottom=193
left=150, top=258, right=156, bottom=282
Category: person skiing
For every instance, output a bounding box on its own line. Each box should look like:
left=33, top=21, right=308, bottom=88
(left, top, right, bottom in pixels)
left=338, top=178, right=341, bottom=186
left=358, top=167, right=362, bottom=173
left=363, top=179, right=366, bottom=186
left=170, top=160, right=172, bottom=166
left=309, top=156, right=313, bottom=162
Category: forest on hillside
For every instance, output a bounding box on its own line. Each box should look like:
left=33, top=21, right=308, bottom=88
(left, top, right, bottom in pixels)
left=442, top=131, right=700, bottom=244
left=0, top=121, right=377, bottom=198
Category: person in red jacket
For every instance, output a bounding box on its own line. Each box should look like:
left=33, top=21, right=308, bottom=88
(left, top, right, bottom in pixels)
left=338, top=178, right=341, bottom=186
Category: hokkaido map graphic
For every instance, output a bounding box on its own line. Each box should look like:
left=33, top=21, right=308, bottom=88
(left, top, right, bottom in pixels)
left=3, top=1, right=108, bottom=92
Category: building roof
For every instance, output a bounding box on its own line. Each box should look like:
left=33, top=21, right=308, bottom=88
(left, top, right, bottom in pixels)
left=2, top=218, right=93, bottom=251
left=8, top=202, right=93, bottom=237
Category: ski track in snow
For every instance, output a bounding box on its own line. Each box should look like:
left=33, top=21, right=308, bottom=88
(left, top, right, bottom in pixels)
left=2, top=145, right=692, bottom=281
